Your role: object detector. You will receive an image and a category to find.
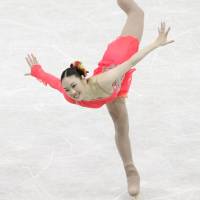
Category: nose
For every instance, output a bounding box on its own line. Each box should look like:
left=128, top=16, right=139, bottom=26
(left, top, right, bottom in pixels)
left=71, top=89, right=77, bottom=95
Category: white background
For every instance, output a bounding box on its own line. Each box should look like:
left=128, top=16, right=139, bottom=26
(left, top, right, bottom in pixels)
left=0, top=0, right=200, bottom=199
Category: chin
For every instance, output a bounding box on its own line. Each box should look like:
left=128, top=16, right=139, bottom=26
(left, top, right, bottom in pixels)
left=77, top=96, right=83, bottom=101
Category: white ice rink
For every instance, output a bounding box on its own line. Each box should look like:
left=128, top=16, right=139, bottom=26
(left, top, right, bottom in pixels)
left=0, top=0, right=200, bottom=199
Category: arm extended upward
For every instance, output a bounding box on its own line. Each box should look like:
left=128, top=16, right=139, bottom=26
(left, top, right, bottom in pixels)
left=95, top=22, right=174, bottom=91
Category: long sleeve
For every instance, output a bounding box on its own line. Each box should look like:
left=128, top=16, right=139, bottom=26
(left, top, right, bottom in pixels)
left=30, top=64, right=76, bottom=104
left=31, top=64, right=63, bottom=92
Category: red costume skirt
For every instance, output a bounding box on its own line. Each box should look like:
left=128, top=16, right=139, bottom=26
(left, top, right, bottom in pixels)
left=93, top=35, right=139, bottom=98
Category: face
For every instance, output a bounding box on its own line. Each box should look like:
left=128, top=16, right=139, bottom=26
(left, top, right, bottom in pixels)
left=61, top=75, right=86, bottom=101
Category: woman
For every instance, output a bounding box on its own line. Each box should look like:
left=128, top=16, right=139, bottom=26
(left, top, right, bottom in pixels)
left=25, top=0, right=174, bottom=199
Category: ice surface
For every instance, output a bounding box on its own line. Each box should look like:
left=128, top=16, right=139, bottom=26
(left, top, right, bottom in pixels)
left=0, top=0, right=200, bottom=199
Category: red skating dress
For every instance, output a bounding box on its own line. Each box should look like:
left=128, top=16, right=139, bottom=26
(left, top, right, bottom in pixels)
left=31, top=35, right=139, bottom=109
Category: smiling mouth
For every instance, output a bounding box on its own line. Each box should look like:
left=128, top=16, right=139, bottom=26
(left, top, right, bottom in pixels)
left=73, top=93, right=80, bottom=98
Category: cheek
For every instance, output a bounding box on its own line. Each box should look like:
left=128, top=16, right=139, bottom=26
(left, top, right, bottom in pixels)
left=77, top=84, right=84, bottom=91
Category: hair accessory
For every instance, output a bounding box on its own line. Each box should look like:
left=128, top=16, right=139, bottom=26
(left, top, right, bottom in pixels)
left=73, top=60, right=89, bottom=77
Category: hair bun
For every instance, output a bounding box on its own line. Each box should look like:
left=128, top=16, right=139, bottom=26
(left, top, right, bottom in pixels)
left=71, top=60, right=89, bottom=77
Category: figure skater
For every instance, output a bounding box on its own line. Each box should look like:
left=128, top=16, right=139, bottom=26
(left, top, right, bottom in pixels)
left=25, top=0, right=174, bottom=199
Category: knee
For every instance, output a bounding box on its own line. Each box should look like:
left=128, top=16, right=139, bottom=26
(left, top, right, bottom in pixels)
left=129, top=7, right=144, bottom=19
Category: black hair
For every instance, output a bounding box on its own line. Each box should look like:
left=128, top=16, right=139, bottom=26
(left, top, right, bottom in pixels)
left=60, top=62, right=89, bottom=82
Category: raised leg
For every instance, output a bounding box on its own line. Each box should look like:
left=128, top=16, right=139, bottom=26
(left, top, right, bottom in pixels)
left=117, top=0, right=144, bottom=41
left=106, top=97, right=140, bottom=197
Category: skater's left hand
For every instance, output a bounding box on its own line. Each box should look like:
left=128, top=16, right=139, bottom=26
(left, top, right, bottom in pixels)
left=154, top=22, right=174, bottom=47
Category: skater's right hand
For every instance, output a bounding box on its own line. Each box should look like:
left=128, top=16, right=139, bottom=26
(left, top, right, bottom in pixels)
left=24, top=53, right=39, bottom=76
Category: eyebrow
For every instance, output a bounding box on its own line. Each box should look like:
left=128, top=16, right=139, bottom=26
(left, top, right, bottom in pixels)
left=64, top=82, right=75, bottom=90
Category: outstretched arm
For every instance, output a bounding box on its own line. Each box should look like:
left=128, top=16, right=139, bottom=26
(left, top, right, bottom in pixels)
left=95, top=22, right=174, bottom=91
left=25, top=54, right=64, bottom=92
left=121, top=22, right=174, bottom=69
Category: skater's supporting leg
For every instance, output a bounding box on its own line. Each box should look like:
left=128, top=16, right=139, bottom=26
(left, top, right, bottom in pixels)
left=117, top=0, right=144, bottom=41
left=106, top=97, right=140, bottom=196
left=107, top=98, right=133, bottom=164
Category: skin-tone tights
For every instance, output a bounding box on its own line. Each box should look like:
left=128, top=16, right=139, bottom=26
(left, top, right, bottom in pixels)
left=106, top=0, right=144, bottom=198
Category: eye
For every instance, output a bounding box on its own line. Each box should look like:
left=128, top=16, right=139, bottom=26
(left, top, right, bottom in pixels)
left=72, top=84, right=76, bottom=88
left=65, top=89, right=69, bottom=92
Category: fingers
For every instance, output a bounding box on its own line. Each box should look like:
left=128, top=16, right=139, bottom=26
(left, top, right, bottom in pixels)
left=25, top=56, right=32, bottom=68
left=157, top=21, right=174, bottom=47
left=166, top=26, right=171, bottom=35
left=158, top=22, right=165, bottom=34
left=158, top=21, right=171, bottom=33
left=25, top=53, right=39, bottom=68
left=158, top=21, right=173, bottom=39
left=25, top=54, right=33, bottom=67
left=161, top=21, right=165, bottom=32
left=25, top=53, right=39, bottom=77
left=165, top=40, right=175, bottom=45
left=31, top=53, right=38, bottom=64
left=161, top=40, right=175, bottom=47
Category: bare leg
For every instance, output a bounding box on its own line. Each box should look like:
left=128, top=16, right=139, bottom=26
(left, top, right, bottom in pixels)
left=106, top=97, right=140, bottom=197
left=117, top=0, right=144, bottom=41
